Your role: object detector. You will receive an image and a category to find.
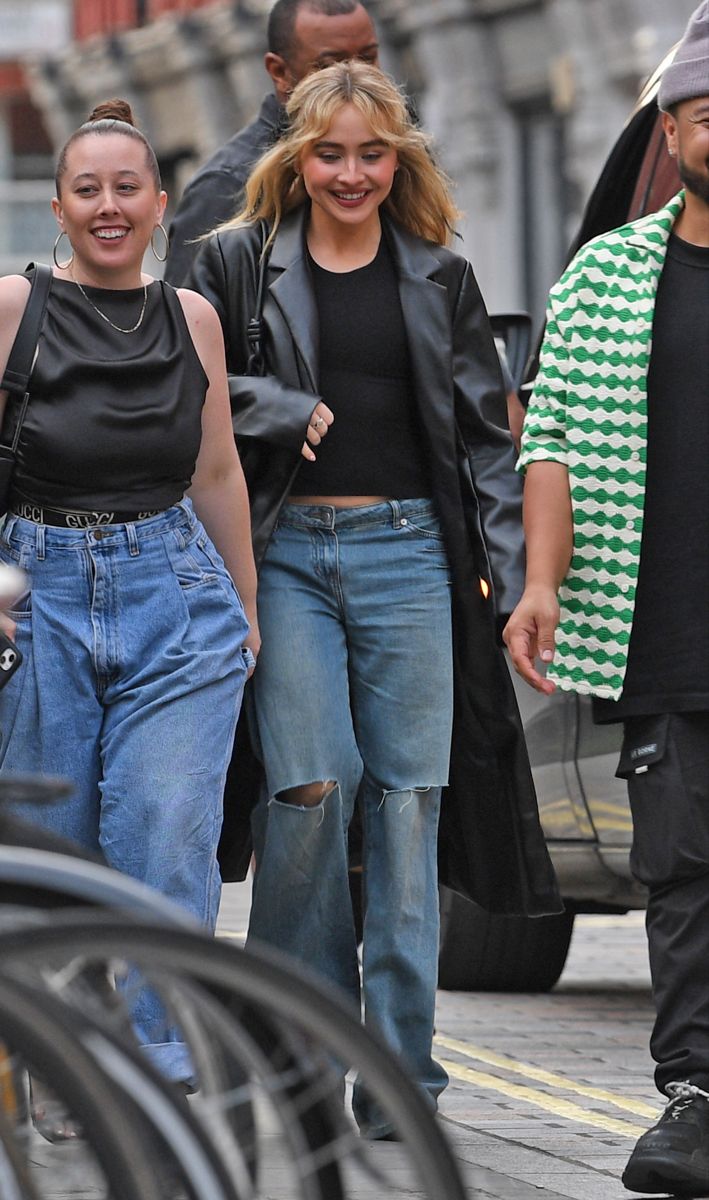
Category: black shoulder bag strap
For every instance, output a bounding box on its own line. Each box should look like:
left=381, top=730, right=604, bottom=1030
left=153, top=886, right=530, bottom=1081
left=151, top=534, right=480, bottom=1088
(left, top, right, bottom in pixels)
left=0, top=262, right=53, bottom=452
left=245, top=221, right=271, bottom=378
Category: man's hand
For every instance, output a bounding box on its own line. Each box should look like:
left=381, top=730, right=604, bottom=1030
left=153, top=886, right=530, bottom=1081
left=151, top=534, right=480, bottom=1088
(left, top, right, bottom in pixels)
left=503, top=584, right=560, bottom=694
left=506, top=390, right=526, bottom=452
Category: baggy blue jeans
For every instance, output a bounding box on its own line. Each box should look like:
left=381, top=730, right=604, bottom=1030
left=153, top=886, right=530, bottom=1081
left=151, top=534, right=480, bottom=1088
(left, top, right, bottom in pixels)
left=0, top=500, right=250, bottom=1079
left=247, top=500, right=454, bottom=1135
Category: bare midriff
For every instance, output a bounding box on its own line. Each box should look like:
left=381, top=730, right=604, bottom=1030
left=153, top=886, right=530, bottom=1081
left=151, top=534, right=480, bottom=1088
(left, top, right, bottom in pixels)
left=288, top=495, right=390, bottom=507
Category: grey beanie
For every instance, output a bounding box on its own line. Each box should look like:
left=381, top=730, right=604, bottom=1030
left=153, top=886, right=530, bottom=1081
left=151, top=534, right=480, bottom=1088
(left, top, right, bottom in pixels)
left=658, top=1, right=709, bottom=111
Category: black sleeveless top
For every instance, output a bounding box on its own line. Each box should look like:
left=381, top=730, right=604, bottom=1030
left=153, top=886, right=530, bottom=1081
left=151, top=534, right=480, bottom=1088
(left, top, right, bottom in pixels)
left=8, top=273, right=208, bottom=512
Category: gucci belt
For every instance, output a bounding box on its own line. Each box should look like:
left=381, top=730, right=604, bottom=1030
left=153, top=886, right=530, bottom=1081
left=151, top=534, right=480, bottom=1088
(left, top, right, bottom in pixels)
left=10, top=499, right=163, bottom=529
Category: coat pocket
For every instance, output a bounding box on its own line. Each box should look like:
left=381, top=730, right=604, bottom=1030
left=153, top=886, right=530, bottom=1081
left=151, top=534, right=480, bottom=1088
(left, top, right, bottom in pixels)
left=615, top=713, right=669, bottom=779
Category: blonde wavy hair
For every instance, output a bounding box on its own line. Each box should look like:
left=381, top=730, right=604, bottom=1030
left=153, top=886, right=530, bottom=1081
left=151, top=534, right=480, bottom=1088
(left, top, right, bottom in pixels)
left=219, top=61, right=460, bottom=247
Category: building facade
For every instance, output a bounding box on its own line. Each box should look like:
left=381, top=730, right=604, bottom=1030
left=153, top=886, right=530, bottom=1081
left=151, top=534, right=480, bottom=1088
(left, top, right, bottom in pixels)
left=2, top=0, right=699, bottom=326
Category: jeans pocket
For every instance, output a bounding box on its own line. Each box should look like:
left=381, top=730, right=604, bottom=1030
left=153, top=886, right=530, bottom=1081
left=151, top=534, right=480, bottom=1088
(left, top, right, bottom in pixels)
left=615, top=714, right=669, bottom=779
left=195, top=531, right=228, bottom=574
left=166, top=532, right=220, bottom=591
left=621, top=715, right=707, bottom=887
left=401, top=513, right=445, bottom=543
left=6, top=590, right=32, bottom=620
left=194, top=533, right=244, bottom=607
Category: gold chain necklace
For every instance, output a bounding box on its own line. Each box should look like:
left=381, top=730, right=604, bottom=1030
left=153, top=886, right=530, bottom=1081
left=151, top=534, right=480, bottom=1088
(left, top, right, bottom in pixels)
left=70, top=269, right=148, bottom=334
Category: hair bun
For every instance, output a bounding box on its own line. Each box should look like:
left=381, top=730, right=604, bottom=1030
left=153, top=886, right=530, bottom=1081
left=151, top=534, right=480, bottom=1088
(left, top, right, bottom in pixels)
left=88, top=99, right=135, bottom=126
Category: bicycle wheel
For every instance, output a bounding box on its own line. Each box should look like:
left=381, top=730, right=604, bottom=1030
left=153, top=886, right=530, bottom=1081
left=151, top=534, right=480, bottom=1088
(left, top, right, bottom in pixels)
left=0, top=975, right=166, bottom=1200
left=5, top=927, right=345, bottom=1200
left=0, top=844, right=196, bottom=924
left=0, top=845, right=295, bottom=1197
left=3, top=975, right=249, bottom=1200
left=0, top=798, right=343, bottom=1195
left=0, top=913, right=467, bottom=1200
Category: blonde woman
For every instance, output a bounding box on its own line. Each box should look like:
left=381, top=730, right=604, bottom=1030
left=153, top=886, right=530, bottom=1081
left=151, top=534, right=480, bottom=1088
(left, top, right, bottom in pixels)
left=190, top=61, right=558, bottom=1138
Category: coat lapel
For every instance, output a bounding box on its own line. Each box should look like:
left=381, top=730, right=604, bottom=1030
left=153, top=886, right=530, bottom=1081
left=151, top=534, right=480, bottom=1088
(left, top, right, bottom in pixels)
left=267, top=209, right=319, bottom=392
left=384, top=217, right=451, bottom=375
left=383, top=218, right=462, bottom=508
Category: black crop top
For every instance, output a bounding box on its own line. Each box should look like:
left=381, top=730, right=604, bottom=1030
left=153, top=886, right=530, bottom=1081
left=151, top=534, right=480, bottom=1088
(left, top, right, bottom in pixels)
left=293, top=236, right=431, bottom=497
left=8, top=273, right=208, bottom=512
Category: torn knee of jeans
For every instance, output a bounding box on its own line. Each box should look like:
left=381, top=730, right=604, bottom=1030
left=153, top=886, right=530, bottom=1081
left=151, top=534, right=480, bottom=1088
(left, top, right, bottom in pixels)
left=377, top=785, right=433, bottom=814
left=275, top=780, right=337, bottom=809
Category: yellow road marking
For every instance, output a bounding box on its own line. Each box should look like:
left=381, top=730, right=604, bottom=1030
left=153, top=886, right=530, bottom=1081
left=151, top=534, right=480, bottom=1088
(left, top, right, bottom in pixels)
left=214, top=930, right=654, bottom=1136
left=434, top=1034, right=659, bottom=1119
left=439, top=1059, right=647, bottom=1137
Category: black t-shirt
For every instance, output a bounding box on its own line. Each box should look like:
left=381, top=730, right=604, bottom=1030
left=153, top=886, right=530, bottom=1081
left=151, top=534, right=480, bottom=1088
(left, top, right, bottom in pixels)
left=293, top=236, right=431, bottom=498
left=594, top=232, right=709, bottom=723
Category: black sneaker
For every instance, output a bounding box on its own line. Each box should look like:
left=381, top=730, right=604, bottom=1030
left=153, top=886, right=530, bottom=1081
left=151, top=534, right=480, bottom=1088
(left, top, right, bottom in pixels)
left=623, top=1082, right=709, bottom=1195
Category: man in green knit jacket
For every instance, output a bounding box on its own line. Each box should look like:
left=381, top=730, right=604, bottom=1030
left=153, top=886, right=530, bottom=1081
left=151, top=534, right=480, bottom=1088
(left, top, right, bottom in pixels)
left=505, top=3, right=709, bottom=1194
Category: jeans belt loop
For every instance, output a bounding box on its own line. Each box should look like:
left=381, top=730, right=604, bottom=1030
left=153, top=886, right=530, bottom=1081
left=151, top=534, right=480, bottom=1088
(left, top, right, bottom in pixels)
left=390, top=499, right=402, bottom=528
left=2, top=515, right=17, bottom=543
left=126, top=522, right=140, bottom=557
left=36, top=524, right=46, bottom=561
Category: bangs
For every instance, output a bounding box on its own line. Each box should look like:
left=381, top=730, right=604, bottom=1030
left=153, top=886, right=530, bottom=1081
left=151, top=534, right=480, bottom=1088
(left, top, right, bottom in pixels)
left=293, top=92, right=405, bottom=157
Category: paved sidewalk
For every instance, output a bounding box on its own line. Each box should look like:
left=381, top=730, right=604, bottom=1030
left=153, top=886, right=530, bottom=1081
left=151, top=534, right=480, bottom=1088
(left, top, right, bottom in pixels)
left=217, top=881, right=658, bottom=1200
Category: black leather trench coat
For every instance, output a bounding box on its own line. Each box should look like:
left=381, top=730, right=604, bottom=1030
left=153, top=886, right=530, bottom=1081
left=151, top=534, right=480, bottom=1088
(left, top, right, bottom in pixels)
left=188, top=206, right=562, bottom=916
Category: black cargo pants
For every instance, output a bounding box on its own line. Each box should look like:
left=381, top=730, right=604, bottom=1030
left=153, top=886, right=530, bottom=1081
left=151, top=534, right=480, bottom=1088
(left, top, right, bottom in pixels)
left=617, top=712, right=709, bottom=1095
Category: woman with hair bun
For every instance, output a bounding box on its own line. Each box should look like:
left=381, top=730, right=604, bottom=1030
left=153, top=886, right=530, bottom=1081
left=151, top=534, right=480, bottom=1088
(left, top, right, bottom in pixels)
left=190, top=60, right=558, bottom=1138
left=0, top=100, right=260, bottom=1110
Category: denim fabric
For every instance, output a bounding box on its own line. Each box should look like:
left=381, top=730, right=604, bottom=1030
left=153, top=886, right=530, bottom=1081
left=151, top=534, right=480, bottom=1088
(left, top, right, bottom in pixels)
left=247, top=499, right=453, bottom=1134
left=0, top=500, right=250, bottom=1079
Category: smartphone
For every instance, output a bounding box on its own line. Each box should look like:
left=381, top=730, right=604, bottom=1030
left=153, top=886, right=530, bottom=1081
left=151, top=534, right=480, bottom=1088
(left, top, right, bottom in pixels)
left=0, top=631, right=22, bottom=690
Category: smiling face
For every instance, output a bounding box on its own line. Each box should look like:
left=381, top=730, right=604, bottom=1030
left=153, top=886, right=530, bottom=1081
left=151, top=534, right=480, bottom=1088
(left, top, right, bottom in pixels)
left=663, top=96, right=709, bottom=208
left=265, top=4, right=379, bottom=105
left=298, top=103, right=398, bottom=237
left=52, top=132, right=167, bottom=286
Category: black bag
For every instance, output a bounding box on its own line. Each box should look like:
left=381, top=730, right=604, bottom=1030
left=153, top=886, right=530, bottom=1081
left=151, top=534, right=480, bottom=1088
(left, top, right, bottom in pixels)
left=0, top=262, right=53, bottom=517
left=244, top=221, right=270, bottom=378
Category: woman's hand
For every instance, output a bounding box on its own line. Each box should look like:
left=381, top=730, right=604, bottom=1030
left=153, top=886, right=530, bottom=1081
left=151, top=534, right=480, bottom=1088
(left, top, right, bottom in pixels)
left=503, top=584, right=559, bottom=695
left=243, top=620, right=261, bottom=680
left=301, top=402, right=334, bottom=461
left=0, top=613, right=16, bottom=642
left=0, top=564, right=27, bottom=643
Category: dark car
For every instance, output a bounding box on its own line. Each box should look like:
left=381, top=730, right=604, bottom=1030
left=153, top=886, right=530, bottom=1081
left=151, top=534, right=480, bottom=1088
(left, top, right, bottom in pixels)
left=438, top=56, right=681, bottom=993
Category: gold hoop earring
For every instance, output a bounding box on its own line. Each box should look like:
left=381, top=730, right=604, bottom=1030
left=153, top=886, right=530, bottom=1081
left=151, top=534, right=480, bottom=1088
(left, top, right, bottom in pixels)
left=53, top=231, right=73, bottom=270
left=151, top=223, right=169, bottom=263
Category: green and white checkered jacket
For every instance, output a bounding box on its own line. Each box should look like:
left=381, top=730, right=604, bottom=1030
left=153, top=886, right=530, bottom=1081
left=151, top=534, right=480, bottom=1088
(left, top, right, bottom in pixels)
left=518, top=192, right=685, bottom=700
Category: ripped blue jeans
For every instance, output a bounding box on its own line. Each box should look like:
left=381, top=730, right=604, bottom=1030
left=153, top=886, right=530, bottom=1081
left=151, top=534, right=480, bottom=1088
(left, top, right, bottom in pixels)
left=247, top=500, right=454, bottom=1134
